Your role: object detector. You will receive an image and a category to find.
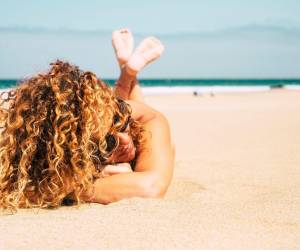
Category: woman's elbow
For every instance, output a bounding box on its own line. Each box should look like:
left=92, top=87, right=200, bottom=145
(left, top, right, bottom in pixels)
left=141, top=177, right=169, bottom=199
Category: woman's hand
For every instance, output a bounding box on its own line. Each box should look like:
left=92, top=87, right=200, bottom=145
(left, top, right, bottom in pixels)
left=101, top=163, right=133, bottom=177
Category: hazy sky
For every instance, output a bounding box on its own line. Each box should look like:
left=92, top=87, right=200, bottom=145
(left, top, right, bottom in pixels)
left=1, top=0, right=300, bottom=32
left=0, top=0, right=300, bottom=78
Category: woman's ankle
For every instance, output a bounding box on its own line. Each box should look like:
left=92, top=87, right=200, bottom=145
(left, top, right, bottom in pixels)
left=124, top=66, right=138, bottom=77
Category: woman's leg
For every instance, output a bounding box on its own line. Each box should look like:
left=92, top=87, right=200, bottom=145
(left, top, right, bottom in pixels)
left=112, top=30, right=164, bottom=103
left=114, top=68, right=145, bottom=103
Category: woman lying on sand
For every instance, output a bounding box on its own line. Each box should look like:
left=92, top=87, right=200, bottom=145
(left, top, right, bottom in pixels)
left=0, top=29, right=174, bottom=210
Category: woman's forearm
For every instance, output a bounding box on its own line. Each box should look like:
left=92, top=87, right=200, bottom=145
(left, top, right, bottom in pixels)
left=84, top=171, right=160, bottom=204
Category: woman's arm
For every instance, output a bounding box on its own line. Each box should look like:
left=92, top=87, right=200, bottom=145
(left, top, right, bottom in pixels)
left=83, top=101, right=174, bottom=204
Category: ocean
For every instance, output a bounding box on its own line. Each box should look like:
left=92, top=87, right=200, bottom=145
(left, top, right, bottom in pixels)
left=1, top=79, right=300, bottom=95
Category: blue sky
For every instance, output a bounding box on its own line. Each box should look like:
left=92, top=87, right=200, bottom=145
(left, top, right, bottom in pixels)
left=0, top=0, right=300, bottom=78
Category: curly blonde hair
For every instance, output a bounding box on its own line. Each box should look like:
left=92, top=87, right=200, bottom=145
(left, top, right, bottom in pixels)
left=0, top=60, right=144, bottom=211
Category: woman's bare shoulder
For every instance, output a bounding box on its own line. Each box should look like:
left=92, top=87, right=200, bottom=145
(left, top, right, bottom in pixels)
left=126, top=100, right=159, bottom=123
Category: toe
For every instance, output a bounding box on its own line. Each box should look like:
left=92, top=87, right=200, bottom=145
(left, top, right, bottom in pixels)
left=149, top=36, right=161, bottom=44
left=120, top=28, right=130, bottom=34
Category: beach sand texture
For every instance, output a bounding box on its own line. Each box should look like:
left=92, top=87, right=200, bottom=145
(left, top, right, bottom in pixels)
left=1, top=90, right=300, bottom=250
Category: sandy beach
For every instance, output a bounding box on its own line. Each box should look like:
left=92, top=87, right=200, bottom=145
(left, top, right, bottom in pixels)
left=1, top=89, right=300, bottom=250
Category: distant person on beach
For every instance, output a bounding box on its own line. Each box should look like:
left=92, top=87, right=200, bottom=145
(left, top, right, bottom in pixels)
left=0, top=29, right=174, bottom=211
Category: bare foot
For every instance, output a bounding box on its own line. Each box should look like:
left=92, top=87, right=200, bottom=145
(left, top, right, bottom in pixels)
left=126, top=37, right=164, bottom=76
left=112, top=28, right=134, bottom=67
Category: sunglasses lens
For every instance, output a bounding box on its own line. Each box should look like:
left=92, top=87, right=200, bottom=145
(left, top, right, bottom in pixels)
left=106, top=134, right=117, bottom=153
left=113, top=114, right=120, bottom=124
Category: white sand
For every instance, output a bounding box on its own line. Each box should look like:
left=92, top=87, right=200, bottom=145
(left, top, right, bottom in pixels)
left=1, top=89, right=300, bottom=249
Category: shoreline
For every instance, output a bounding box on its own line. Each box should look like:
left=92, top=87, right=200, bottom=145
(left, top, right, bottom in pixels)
left=1, top=85, right=300, bottom=96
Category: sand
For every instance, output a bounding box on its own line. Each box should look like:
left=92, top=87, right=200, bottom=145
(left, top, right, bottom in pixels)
left=1, top=89, right=300, bottom=250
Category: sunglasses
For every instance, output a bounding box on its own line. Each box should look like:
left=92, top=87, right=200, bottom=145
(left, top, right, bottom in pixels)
left=100, top=99, right=131, bottom=162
